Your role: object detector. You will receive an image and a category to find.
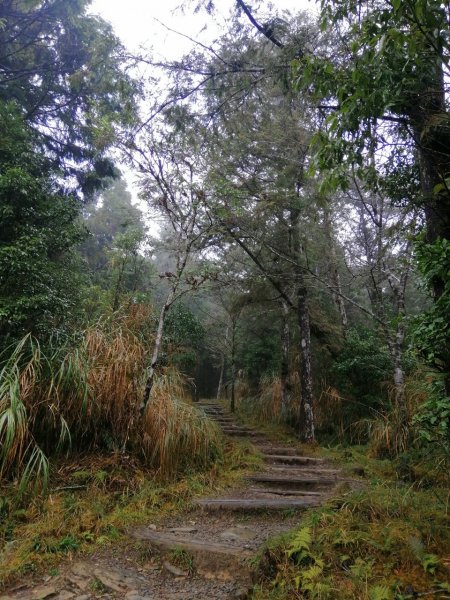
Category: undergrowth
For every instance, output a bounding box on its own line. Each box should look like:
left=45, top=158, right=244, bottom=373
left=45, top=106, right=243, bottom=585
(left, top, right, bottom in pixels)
left=251, top=448, right=450, bottom=600
left=0, top=439, right=262, bottom=587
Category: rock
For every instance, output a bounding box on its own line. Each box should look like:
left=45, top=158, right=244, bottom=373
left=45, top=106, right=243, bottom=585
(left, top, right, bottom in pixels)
left=90, top=566, right=140, bottom=593
left=219, top=526, right=254, bottom=542
left=124, top=592, right=151, bottom=600
left=168, top=527, right=198, bottom=534
left=69, top=562, right=93, bottom=578
left=65, top=574, right=89, bottom=593
left=32, top=586, right=58, bottom=599
left=162, top=561, right=188, bottom=578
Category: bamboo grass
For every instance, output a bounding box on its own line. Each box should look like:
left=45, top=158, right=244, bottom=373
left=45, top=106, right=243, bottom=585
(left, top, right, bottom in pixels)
left=0, top=307, right=222, bottom=496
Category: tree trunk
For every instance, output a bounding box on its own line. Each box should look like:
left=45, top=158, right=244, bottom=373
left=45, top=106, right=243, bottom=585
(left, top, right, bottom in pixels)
left=216, top=353, right=225, bottom=401
left=141, top=287, right=175, bottom=415
left=297, top=280, right=315, bottom=443
left=410, top=58, right=450, bottom=394
left=216, top=325, right=229, bottom=401
left=385, top=254, right=412, bottom=451
left=290, top=198, right=315, bottom=443
left=280, top=300, right=291, bottom=421
left=230, top=320, right=236, bottom=413
left=392, top=331, right=407, bottom=442
left=323, top=204, right=348, bottom=333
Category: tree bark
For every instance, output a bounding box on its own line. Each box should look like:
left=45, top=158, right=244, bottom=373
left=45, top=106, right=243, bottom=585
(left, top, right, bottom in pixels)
left=297, top=280, right=315, bottom=443
left=323, top=204, right=348, bottom=333
left=141, top=287, right=176, bottom=415
left=230, top=319, right=236, bottom=413
left=280, top=300, right=291, bottom=421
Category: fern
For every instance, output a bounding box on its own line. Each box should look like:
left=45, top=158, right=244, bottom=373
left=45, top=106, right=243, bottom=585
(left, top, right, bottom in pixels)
left=369, top=585, right=391, bottom=600
left=286, top=526, right=312, bottom=559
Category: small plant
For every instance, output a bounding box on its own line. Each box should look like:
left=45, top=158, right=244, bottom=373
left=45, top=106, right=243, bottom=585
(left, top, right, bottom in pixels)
left=369, top=585, right=391, bottom=600
left=55, top=535, right=79, bottom=553
left=90, top=577, right=107, bottom=593
left=168, top=546, right=195, bottom=575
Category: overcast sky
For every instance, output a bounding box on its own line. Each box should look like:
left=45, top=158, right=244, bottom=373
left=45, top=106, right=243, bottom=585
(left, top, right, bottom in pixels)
left=90, top=0, right=316, bottom=58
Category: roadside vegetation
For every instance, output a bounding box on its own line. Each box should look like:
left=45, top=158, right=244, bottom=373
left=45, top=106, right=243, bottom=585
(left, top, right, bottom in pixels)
left=251, top=446, right=449, bottom=600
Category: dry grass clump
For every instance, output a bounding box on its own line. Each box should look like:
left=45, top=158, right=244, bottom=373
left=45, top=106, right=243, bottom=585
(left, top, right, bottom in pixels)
left=315, top=384, right=346, bottom=438
left=235, top=374, right=298, bottom=425
left=315, top=374, right=433, bottom=458
left=142, top=368, right=222, bottom=478
left=0, top=306, right=222, bottom=494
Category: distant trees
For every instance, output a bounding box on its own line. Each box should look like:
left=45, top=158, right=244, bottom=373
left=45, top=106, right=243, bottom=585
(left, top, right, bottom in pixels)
left=81, top=178, right=153, bottom=311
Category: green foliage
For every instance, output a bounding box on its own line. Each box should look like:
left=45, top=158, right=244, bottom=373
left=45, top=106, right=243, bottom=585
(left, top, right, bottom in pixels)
left=164, top=303, right=205, bottom=371
left=413, top=385, right=450, bottom=445
left=369, top=586, right=391, bottom=600
left=332, top=328, right=392, bottom=411
left=0, top=0, right=139, bottom=190
left=413, top=237, right=450, bottom=375
left=0, top=103, right=87, bottom=346
left=238, top=331, right=281, bottom=386
left=410, top=237, right=450, bottom=446
left=286, top=527, right=312, bottom=561
left=168, top=546, right=195, bottom=574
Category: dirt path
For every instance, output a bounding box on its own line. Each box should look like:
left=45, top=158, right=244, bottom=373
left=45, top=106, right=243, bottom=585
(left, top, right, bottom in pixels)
left=1, top=401, right=344, bottom=600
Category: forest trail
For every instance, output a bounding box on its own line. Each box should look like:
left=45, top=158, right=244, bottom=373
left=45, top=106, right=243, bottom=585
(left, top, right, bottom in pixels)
left=1, top=402, right=344, bottom=600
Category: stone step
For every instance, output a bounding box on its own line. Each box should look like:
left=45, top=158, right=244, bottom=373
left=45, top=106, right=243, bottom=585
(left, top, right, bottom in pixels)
left=263, top=454, right=325, bottom=465
left=266, top=465, right=340, bottom=476
left=254, top=446, right=299, bottom=456
left=246, top=474, right=336, bottom=489
left=249, top=487, right=323, bottom=497
left=222, top=429, right=259, bottom=437
left=130, top=528, right=253, bottom=584
left=196, top=497, right=319, bottom=511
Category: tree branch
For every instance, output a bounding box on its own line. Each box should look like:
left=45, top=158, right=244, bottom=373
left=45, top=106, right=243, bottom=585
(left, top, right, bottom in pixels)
left=236, top=0, right=284, bottom=48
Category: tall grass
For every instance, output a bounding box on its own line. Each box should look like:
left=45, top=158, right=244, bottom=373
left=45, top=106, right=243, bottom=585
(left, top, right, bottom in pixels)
left=143, top=369, right=222, bottom=478
left=316, top=374, right=436, bottom=458
left=0, top=306, right=222, bottom=495
left=234, top=374, right=298, bottom=425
